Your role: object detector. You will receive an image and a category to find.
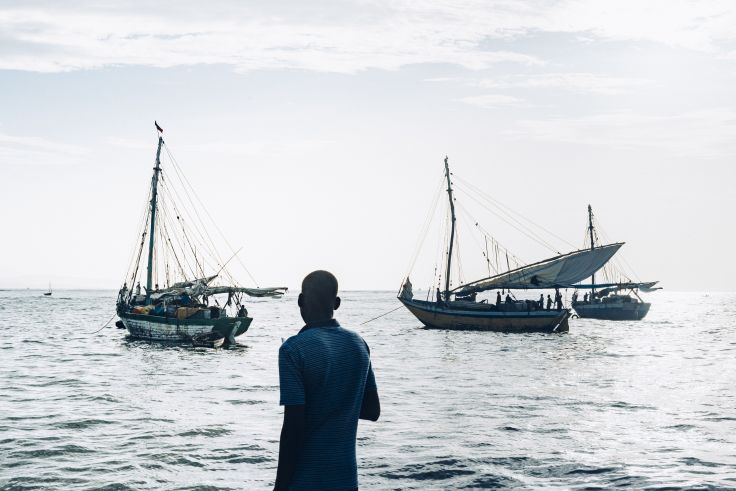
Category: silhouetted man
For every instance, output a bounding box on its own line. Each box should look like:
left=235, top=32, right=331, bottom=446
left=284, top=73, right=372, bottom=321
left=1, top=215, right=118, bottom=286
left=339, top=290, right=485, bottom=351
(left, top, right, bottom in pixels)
left=546, top=294, right=552, bottom=310
left=237, top=305, right=247, bottom=318
left=275, top=270, right=380, bottom=491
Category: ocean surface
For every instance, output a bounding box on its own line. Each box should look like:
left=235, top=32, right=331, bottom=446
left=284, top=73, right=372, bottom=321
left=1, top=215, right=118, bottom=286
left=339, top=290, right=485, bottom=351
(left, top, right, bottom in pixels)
left=1, top=289, right=735, bottom=490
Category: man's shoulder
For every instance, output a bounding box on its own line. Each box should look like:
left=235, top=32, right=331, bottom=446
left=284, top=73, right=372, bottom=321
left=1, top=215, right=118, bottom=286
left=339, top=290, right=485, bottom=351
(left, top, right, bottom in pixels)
left=333, top=324, right=363, bottom=338
left=282, top=324, right=368, bottom=351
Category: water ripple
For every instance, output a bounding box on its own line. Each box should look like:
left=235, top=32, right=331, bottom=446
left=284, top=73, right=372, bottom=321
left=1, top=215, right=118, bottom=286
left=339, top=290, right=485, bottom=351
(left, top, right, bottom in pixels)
left=1, top=290, right=735, bottom=489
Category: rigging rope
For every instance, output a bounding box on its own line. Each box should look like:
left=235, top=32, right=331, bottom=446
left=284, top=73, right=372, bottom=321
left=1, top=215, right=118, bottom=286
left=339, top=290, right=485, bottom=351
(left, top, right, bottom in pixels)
left=455, top=206, right=498, bottom=277
left=453, top=183, right=562, bottom=255
left=403, top=173, right=445, bottom=281
left=154, top=154, right=243, bottom=289
left=124, top=184, right=153, bottom=290
left=455, top=202, right=525, bottom=269
left=583, top=211, right=638, bottom=283
left=163, top=144, right=260, bottom=287
left=452, top=175, right=577, bottom=250
left=160, top=172, right=220, bottom=279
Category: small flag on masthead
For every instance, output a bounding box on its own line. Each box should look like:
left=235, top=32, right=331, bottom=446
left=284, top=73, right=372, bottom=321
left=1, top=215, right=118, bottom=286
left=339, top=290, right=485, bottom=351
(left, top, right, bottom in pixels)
left=155, top=121, right=163, bottom=133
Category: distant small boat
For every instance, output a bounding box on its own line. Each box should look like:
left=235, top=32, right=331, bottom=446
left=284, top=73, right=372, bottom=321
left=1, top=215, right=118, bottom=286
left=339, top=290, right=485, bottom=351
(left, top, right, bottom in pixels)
left=571, top=205, right=659, bottom=321
left=44, top=284, right=52, bottom=296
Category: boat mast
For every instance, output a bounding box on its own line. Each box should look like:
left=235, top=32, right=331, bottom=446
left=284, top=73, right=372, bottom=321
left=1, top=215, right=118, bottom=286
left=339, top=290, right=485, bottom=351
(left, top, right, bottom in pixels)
left=145, top=135, right=164, bottom=304
left=444, top=156, right=456, bottom=301
left=588, top=204, right=595, bottom=298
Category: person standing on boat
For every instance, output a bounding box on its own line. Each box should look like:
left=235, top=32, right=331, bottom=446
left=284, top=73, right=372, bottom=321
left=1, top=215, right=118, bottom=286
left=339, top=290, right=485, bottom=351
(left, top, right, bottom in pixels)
left=554, top=289, right=563, bottom=311
left=135, top=282, right=141, bottom=296
left=546, top=294, right=552, bottom=310
left=538, top=294, right=544, bottom=309
left=275, top=270, right=380, bottom=491
left=118, top=283, right=128, bottom=303
left=400, top=277, right=413, bottom=300
left=496, top=291, right=502, bottom=306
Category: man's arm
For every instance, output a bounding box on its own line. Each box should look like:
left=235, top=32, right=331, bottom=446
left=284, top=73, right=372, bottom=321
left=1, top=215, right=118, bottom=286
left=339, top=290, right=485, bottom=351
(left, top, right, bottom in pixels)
left=360, top=388, right=380, bottom=421
left=274, top=404, right=306, bottom=491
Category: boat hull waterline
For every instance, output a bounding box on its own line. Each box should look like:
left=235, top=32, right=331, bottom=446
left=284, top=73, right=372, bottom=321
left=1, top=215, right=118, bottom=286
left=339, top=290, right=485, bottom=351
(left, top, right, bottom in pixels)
left=400, top=298, right=570, bottom=333
left=119, top=312, right=252, bottom=343
left=572, top=302, right=651, bottom=321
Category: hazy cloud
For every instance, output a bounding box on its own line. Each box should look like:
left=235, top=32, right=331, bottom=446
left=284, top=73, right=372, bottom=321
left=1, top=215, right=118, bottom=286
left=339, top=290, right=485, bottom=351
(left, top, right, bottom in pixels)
left=1, top=1, right=735, bottom=73
left=504, top=108, right=736, bottom=157
left=0, top=132, right=89, bottom=166
left=457, top=93, right=528, bottom=108
left=476, top=72, right=652, bottom=95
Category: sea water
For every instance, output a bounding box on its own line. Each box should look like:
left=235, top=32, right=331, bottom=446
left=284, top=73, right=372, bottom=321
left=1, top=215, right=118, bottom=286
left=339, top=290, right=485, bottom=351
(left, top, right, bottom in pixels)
left=1, top=290, right=735, bottom=489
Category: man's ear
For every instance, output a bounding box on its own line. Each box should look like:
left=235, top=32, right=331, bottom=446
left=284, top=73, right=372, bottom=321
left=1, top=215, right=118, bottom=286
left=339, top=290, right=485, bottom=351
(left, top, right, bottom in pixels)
left=334, top=296, right=341, bottom=311
left=298, top=293, right=304, bottom=308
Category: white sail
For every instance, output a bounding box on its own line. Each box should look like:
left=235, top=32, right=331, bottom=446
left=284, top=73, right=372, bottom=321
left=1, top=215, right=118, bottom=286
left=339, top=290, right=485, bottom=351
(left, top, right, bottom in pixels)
left=453, top=242, right=623, bottom=294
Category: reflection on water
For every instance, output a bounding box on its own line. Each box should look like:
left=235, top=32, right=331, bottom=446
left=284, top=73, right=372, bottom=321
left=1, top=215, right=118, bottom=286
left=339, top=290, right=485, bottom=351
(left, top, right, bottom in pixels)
left=1, top=290, right=735, bottom=489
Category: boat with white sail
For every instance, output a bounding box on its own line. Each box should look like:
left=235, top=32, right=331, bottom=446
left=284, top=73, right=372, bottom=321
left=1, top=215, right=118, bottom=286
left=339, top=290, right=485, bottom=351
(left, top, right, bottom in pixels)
left=115, top=123, right=286, bottom=344
left=398, top=157, right=622, bottom=333
left=571, top=205, right=659, bottom=321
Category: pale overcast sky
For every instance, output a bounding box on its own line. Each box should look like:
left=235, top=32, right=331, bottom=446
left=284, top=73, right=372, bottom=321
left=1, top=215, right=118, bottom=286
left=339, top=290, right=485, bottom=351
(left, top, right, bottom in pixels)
left=1, top=1, right=734, bottom=291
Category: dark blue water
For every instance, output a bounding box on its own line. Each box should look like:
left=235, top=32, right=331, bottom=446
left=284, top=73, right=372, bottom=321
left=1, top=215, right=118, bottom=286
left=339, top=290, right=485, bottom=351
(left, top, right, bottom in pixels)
left=1, top=290, right=735, bottom=489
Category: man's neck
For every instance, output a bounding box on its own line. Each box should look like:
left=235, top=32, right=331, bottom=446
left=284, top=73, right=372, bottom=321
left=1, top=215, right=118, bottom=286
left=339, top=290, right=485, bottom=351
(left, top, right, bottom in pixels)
left=300, top=318, right=339, bottom=333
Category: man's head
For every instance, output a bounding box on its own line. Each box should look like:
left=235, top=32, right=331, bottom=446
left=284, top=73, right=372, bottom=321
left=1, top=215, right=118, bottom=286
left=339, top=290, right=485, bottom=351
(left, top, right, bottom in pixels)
left=298, top=270, right=340, bottom=324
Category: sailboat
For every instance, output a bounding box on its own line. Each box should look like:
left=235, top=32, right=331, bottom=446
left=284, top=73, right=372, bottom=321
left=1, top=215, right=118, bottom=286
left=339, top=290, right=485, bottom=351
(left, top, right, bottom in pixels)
left=571, top=205, right=659, bottom=321
left=398, top=157, right=623, bottom=333
left=44, top=284, right=52, bottom=296
left=115, top=123, right=287, bottom=345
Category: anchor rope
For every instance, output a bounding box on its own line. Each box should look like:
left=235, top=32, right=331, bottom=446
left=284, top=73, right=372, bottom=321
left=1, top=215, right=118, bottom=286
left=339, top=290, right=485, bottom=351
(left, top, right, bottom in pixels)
left=90, top=312, right=118, bottom=334
left=360, top=305, right=405, bottom=326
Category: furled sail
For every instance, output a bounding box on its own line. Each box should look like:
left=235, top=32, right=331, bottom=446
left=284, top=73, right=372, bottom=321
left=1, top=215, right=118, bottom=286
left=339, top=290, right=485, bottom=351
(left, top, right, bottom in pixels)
left=453, top=242, right=623, bottom=294
left=150, top=284, right=287, bottom=301
left=204, top=286, right=288, bottom=297
left=573, top=281, right=659, bottom=291
left=574, top=281, right=660, bottom=297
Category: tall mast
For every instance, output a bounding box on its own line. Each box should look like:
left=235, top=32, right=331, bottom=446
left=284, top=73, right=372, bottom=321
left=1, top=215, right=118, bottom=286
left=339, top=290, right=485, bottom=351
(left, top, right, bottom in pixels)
left=588, top=204, right=595, bottom=298
left=444, top=156, right=456, bottom=300
left=145, top=136, right=164, bottom=304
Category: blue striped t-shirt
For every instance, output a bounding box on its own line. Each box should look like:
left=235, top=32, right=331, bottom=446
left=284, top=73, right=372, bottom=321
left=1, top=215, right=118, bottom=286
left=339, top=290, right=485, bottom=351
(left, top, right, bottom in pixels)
left=279, top=319, right=377, bottom=491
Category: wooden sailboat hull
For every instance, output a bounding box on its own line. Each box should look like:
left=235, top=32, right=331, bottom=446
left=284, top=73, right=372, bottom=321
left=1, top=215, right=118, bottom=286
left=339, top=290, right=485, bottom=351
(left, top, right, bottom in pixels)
left=399, top=298, right=569, bottom=333
left=119, top=312, right=252, bottom=343
left=572, top=301, right=650, bottom=321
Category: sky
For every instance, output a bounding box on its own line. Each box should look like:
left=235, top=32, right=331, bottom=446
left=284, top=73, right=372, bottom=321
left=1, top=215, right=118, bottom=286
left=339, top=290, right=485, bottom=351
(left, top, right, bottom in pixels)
left=1, top=0, right=735, bottom=291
